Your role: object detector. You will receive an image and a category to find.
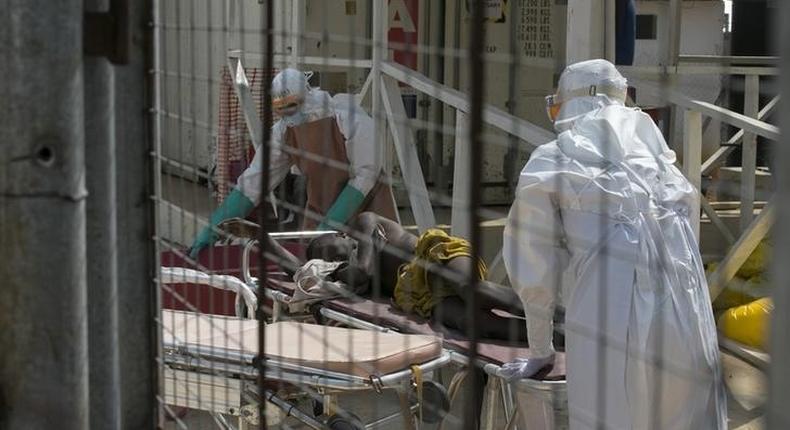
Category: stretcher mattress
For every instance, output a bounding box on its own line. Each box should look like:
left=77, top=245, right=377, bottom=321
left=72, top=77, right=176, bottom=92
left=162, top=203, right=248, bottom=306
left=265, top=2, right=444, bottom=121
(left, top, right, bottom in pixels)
left=162, top=309, right=442, bottom=377
left=267, top=280, right=566, bottom=380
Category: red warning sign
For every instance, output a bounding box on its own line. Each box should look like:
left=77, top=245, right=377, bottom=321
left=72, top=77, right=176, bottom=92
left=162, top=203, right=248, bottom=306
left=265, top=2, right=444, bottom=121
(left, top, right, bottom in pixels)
left=388, top=0, right=419, bottom=70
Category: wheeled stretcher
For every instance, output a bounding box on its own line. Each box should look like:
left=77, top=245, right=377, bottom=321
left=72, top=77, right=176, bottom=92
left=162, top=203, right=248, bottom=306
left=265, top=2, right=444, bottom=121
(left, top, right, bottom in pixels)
left=233, top=236, right=569, bottom=430
left=160, top=267, right=453, bottom=429
left=161, top=231, right=569, bottom=429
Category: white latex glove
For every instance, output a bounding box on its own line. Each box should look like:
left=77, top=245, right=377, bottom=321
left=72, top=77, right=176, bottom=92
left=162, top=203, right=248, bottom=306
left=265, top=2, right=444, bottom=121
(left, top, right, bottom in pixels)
left=497, top=354, right=555, bottom=382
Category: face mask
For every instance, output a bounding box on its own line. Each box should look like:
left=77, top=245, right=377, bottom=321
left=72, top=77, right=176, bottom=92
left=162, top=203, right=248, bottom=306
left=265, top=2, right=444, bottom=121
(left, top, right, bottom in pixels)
left=281, top=110, right=308, bottom=127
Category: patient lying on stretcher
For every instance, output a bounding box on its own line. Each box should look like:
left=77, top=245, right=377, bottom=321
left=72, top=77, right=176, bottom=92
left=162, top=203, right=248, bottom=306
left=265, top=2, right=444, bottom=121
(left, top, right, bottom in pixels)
left=252, top=212, right=529, bottom=342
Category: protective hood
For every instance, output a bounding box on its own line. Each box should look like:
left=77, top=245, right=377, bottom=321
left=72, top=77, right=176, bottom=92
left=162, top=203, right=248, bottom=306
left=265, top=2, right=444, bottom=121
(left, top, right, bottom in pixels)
left=557, top=104, right=676, bottom=167
left=552, top=59, right=628, bottom=132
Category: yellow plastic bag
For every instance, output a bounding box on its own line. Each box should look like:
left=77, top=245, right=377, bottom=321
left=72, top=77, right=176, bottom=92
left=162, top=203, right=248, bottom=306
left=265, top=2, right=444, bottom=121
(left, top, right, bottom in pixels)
left=737, top=241, right=771, bottom=280
left=718, top=297, right=774, bottom=351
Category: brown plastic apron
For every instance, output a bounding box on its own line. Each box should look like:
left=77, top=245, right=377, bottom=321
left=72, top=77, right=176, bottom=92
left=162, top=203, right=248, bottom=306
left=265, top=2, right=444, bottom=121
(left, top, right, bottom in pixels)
left=284, top=117, right=397, bottom=230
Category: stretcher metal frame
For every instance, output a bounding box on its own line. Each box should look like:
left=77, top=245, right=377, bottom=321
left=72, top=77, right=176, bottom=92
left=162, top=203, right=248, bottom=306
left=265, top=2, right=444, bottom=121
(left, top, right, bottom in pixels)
left=238, top=234, right=569, bottom=430
left=160, top=263, right=452, bottom=430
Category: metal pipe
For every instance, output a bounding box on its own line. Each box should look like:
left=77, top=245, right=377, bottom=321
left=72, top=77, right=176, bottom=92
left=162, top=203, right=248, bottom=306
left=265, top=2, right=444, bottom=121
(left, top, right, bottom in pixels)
left=258, top=388, right=329, bottom=430
left=605, top=0, right=616, bottom=62
left=0, top=0, right=88, bottom=428
left=371, top=0, right=387, bottom=188
left=768, top=1, right=790, bottom=427
left=114, top=0, right=157, bottom=427
left=258, top=0, right=275, bottom=424
left=466, top=1, right=486, bottom=428
left=84, top=0, right=121, bottom=428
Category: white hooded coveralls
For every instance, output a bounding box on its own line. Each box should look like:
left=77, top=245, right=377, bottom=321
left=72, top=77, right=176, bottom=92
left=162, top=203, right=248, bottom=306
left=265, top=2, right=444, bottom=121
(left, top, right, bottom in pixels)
left=235, top=90, right=380, bottom=206
left=503, top=65, right=727, bottom=428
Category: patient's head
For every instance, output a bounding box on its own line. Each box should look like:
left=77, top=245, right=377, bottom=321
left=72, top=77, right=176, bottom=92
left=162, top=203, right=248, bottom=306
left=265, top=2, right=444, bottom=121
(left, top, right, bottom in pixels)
left=306, top=233, right=356, bottom=262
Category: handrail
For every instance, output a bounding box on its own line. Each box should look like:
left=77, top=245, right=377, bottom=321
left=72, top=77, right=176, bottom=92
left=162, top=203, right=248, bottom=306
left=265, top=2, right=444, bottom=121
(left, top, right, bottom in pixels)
left=669, top=92, right=780, bottom=141
left=380, top=60, right=555, bottom=148
left=678, top=55, right=779, bottom=66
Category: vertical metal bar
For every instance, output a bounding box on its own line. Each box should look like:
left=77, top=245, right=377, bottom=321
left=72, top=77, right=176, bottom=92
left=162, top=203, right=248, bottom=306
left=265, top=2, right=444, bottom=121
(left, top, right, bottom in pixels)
left=372, top=0, right=387, bottom=179
left=466, top=0, right=486, bottom=428
left=663, top=0, right=682, bottom=150
left=150, top=0, right=165, bottom=425
left=666, top=0, right=682, bottom=67
left=605, top=0, right=616, bottom=62
left=114, top=0, right=157, bottom=427
left=740, top=74, right=760, bottom=231
left=767, top=2, right=790, bottom=424
left=290, top=0, right=303, bottom=68
left=84, top=0, right=121, bottom=428
left=429, top=0, right=446, bottom=191
left=258, top=0, right=275, bottom=426
left=0, top=1, right=88, bottom=428
left=451, top=110, right=471, bottom=239
left=683, top=109, right=703, bottom=241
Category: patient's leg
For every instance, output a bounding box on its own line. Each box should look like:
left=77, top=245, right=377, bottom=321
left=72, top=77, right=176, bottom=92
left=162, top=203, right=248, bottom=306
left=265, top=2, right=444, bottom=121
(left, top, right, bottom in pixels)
left=442, top=257, right=524, bottom=316
left=434, top=296, right=527, bottom=343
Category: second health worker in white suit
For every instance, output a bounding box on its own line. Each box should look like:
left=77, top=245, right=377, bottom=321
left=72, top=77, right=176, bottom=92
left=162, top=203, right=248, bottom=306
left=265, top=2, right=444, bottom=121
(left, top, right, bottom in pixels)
left=502, top=59, right=726, bottom=429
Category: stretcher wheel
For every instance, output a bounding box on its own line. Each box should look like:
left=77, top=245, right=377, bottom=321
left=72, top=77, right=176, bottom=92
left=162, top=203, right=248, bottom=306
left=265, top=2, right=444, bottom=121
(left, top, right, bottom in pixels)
left=416, top=380, right=450, bottom=424
left=326, top=413, right=365, bottom=430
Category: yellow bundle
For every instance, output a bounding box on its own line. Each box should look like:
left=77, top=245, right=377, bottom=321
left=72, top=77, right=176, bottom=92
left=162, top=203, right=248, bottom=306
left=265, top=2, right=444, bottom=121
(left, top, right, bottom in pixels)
left=718, top=297, right=773, bottom=351
left=394, top=229, right=487, bottom=318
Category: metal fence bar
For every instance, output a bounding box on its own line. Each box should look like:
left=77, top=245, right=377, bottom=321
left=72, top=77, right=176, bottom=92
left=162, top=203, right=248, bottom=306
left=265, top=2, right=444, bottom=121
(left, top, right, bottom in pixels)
left=466, top=1, right=486, bottom=428
left=114, top=0, right=157, bottom=427
left=84, top=0, right=121, bottom=428
left=768, top=2, right=790, bottom=427
left=740, top=75, right=760, bottom=231
left=0, top=1, right=88, bottom=428
left=451, top=110, right=471, bottom=239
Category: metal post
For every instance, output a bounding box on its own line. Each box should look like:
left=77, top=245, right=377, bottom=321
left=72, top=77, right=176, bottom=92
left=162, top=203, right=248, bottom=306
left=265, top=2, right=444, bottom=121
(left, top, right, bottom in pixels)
left=466, top=0, right=486, bottom=428
left=666, top=0, right=682, bottom=67
left=605, top=0, right=616, bottom=62
left=740, top=75, right=760, bottom=231
left=257, top=0, right=275, bottom=425
left=0, top=0, right=88, bottom=428
left=768, top=1, right=790, bottom=427
left=371, top=0, right=388, bottom=175
left=683, top=110, right=702, bottom=240
left=290, top=0, right=303, bottom=68
left=84, top=0, right=121, bottom=428
left=451, top=110, right=471, bottom=239
left=114, top=1, right=157, bottom=428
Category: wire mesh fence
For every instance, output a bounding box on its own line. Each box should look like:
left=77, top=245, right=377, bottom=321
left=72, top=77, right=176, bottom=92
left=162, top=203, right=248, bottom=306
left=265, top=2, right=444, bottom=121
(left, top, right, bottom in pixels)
left=146, top=1, right=780, bottom=430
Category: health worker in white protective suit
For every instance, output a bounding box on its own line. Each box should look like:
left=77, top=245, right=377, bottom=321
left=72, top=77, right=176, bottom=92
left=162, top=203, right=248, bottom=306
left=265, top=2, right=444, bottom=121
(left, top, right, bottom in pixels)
left=190, top=68, right=397, bottom=257
left=500, top=59, right=727, bottom=429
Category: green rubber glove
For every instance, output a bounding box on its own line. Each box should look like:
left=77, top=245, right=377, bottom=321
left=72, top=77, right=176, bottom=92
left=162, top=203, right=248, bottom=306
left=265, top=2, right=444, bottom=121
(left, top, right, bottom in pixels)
left=317, top=184, right=366, bottom=231
left=189, top=189, right=255, bottom=258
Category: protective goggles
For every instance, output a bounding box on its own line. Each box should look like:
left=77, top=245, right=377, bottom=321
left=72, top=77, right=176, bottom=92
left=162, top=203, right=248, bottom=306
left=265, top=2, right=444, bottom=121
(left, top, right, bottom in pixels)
left=545, top=84, right=628, bottom=122
left=273, top=94, right=303, bottom=117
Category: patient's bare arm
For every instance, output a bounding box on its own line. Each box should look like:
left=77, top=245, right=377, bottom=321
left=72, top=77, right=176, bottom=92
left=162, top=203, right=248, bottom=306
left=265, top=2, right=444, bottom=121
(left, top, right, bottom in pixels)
left=218, top=218, right=303, bottom=276
left=350, top=212, right=417, bottom=274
